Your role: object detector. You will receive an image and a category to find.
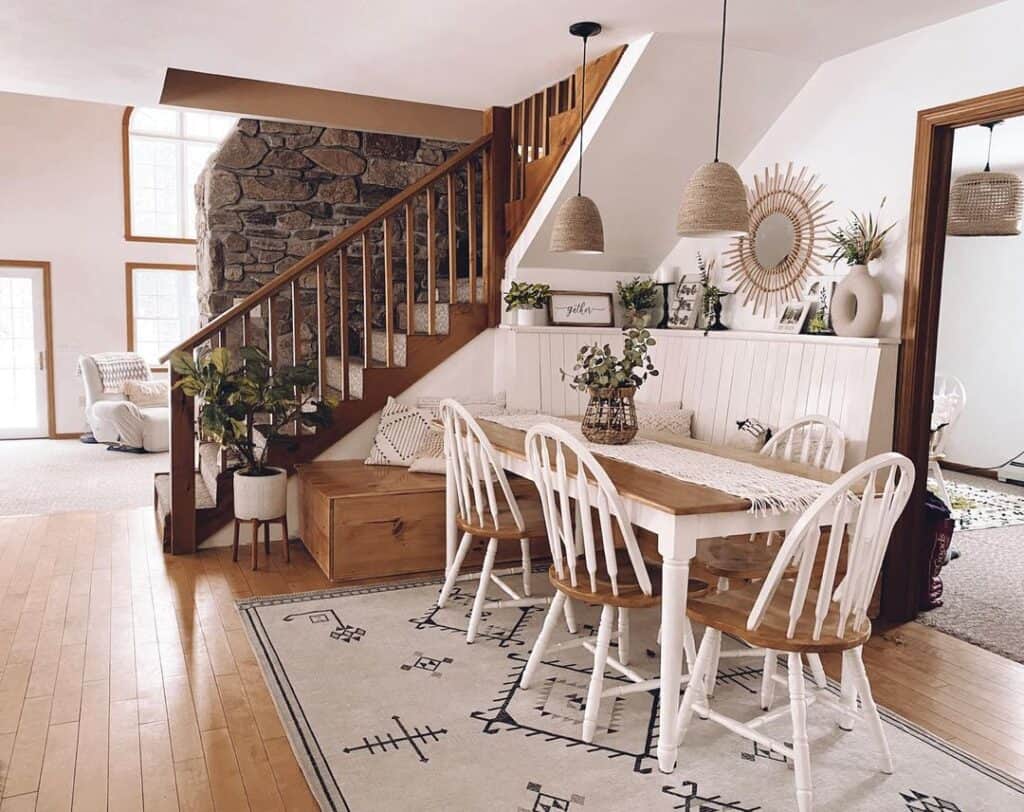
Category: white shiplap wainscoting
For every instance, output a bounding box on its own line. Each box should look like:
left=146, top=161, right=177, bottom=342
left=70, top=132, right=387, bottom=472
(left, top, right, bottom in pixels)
left=496, top=326, right=900, bottom=468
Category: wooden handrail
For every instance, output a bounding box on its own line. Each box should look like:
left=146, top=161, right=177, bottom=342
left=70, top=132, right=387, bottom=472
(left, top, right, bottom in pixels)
left=160, top=131, right=494, bottom=362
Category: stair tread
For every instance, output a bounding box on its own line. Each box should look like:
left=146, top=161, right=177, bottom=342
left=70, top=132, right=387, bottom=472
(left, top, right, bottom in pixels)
left=154, top=471, right=217, bottom=516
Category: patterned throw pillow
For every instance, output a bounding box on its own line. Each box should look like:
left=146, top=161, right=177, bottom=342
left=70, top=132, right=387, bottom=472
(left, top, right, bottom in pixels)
left=415, top=392, right=508, bottom=420
left=365, top=397, right=434, bottom=467
left=408, top=428, right=446, bottom=475
left=635, top=403, right=693, bottom=438
left=730, top=418, right=773, bottom=451
left=123, top=379, right=169, bottom=408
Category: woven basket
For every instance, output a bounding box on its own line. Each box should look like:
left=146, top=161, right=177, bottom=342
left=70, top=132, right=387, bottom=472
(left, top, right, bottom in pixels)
left=582, top=386, right=638, bottom=445
left=947, top=170, right=1024, bottom=236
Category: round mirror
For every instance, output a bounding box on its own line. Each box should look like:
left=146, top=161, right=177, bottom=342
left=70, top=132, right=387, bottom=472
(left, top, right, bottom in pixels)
left=753, top=213, right=795, bottom=268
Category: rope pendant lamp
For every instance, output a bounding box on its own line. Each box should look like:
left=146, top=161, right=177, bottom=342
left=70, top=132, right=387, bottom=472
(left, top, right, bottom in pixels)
left=550, top=21, right=605, bottom=254
left=676, top=0, right=749, bottom=238
left=947, top=120, right=1023, bottom=237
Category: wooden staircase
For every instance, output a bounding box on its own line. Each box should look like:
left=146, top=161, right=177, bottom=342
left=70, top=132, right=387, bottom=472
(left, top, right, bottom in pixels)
left=157, top=48, right=627, bottom=555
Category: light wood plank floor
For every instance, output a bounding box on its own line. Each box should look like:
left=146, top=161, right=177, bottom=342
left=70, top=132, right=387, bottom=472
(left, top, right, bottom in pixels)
left=1, top=508, right=1022, bottom=810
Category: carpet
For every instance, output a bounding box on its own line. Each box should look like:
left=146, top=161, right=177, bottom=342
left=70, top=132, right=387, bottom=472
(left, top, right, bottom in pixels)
left=238, top=578, right=1024, bottom=811
left=0, top=438, right=167, bottom=516
left=940, top=478, right=1024, bottom=531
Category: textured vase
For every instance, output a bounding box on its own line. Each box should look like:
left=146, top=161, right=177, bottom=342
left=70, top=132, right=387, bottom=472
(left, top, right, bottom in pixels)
left=234, top=467, right=287, bottom=521
left=831, top=264, right=882, bottom=338
left=516, top=307, right=548, bottom=327
left=582, top=386, right=638, bottom=445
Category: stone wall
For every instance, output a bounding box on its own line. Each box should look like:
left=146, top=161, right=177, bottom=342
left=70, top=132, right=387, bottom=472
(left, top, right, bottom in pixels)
left=195, top=119, right=474, bottom=359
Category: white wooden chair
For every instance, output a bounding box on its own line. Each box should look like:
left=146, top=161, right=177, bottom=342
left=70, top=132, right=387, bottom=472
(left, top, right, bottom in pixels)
left=678, top=452, right=915, bottom=812
left=697, top=415, right=846, bottom=704
left=519, top=423, right=708, bottom=743
left=929, top=374, right=966, bottom=508
left=436, top=399, right=554, bottom=643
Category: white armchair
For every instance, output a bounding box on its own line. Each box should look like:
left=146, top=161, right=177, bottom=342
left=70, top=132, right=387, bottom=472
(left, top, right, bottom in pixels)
left=78, top=353, right=170, bottom=452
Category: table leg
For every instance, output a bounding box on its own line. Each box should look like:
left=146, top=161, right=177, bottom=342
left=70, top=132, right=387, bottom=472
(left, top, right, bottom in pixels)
left=445, top=457, right=457, bottom=572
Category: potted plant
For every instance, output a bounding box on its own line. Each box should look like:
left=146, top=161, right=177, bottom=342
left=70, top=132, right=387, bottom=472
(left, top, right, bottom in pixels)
left=170, top=346, right=335, bottom=521
left=504, top=281, right=552, bottom=326
left=827, top=199, right=896, bottom=338
left=616, top=276, right=660, bottom=328
left=561, top=328, right=659, bottom=444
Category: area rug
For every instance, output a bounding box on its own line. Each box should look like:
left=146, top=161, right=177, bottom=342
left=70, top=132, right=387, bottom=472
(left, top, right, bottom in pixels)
left=939, top=478, right=1024, bottom=531
left=238, top=578, right=1024, bottom=811
left=0, top=438, right=167, bottom=516
left=918, top=523, right=1024, bottom=663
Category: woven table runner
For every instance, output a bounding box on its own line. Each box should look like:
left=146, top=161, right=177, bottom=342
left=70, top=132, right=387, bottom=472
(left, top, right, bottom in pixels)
left=489, top=414, right=827, bottom=515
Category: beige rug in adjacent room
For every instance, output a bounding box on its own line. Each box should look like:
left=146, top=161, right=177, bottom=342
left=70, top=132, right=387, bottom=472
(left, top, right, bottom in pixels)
left=239, top=577, right=1024, bottom=811
left=0, top=438, right=167, bottom=516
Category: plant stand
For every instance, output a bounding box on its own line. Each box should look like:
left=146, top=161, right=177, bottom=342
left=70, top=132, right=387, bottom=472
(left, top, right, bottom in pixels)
left=233, top=515, right=290, bottom=570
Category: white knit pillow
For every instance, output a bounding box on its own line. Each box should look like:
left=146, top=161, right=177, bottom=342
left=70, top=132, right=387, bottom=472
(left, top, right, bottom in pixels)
left=365, top=397, right=434, bottom=467
left=635, top=403, right=693, bottom=438
left=408, top=428, right=446, bottom=475
left=123, top=379, right=169, bottom=408
left=415, top=392, right=508, bottom=420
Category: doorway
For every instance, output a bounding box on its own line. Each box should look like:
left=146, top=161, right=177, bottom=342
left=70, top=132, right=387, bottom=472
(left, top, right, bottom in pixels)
left=0, top=260, right=54, bottom=439
left=886, top=85, right=1024, bottom=623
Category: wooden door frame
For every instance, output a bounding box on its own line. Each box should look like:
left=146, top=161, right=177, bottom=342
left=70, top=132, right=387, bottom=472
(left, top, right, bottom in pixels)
left=0, top=259, right=56, bottom=439
left=885, top=84, right=1024, bottom=622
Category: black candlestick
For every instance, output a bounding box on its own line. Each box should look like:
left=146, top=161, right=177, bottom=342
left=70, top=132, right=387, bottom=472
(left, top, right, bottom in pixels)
left=656, top=282, right=672, bottom=329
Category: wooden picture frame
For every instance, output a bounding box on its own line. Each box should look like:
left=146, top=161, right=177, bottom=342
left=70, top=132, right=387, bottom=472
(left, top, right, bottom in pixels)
left=667, top=274, right=704, bottom=330
left=547, top=291, right=614, bottom=327
left=775, top=300, right=811, bottom=333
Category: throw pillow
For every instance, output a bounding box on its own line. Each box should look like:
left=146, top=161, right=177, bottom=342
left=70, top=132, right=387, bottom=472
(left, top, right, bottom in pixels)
left=123, top=379, right=169, bottom=408
left=730, top=418, right=773, bottom=451
left=635, top=403, right=693, bottom=437
left=415, top=392, right=508, bottom=420
left=365, top=397, right=434, bottom=467
left=408, top=428, right=447, bottom=475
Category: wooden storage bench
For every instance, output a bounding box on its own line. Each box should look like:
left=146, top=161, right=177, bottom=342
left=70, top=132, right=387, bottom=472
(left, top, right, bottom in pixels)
left=296, top=460, right=548, bottom=583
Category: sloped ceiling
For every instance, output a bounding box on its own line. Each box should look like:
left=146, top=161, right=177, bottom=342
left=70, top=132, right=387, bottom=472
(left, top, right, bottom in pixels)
left=517, top=33, right=817, bottom=274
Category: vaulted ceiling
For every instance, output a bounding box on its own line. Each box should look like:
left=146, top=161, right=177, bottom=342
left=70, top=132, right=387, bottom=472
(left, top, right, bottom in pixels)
left=0, top=0, right=1004, bottom=109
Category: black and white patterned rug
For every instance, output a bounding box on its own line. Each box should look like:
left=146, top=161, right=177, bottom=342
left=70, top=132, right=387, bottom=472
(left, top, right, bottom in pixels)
left=941, top=479, right=1024, bottom=531
left=239, top=578, right=1024, bottom=811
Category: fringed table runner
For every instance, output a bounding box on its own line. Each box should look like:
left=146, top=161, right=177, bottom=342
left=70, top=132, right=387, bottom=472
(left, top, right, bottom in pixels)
left=489, top=414, right=827, bottom=515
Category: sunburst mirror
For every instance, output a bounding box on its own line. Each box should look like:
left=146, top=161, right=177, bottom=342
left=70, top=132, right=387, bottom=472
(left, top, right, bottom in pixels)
left=722, top=163, right=833, bottom=316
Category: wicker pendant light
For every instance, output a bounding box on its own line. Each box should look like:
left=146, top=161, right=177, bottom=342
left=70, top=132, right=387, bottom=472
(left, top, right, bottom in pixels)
left=947, top=121, right=1023, bottom=237
left=676, top=0, right=749, bottom=238
left=550, top=21, right=605, bottom=254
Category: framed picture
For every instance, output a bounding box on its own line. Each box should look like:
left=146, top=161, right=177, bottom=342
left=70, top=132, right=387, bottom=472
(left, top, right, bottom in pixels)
left=803, top=275, right=840, bottom=334
left=775, top=300, right=812, bottom=334
left=547, top=291, right=615, bottom=327
left=667, top=274, right=704, bottom=330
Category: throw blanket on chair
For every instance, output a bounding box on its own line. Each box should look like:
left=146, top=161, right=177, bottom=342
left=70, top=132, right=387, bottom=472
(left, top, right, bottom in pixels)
left=92, top=352, right=150, bottom=394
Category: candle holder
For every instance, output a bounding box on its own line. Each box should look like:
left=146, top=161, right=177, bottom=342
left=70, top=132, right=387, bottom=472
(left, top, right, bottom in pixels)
left=656, top=282, right=672, bottom=329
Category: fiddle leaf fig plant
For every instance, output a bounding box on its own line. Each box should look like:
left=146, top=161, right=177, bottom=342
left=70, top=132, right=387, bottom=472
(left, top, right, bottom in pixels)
left=561, top=328, right=659, bottom=392
left=170, top=345, right=335, bottom=476
left=503, top=281, right=552, bottom=311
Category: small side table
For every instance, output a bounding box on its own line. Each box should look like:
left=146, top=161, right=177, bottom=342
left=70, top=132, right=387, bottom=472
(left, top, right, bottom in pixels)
left=232, top=516, right=290, bottom=570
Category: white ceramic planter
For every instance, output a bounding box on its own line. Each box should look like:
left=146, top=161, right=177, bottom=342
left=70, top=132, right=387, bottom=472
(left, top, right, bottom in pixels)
left=831, top=263, right=883, bottom=338
left=233, top=467, right=287, bottom=520
left=516, top=307, right=548, bottom=327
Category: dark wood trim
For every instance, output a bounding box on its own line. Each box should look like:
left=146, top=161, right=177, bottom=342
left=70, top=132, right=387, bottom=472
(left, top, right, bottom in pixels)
left=121, top=106, right=198, bottom=246
left=125, top=262, right=197, bottom=371
left=887, top=84, right=1024, bottom=623
left=483, top=107, right=510, bottom=327
left=940, top=460, right=999, bottom=480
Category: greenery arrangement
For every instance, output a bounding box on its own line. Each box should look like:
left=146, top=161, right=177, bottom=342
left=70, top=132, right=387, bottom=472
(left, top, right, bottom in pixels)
left=697, top=251, right=731, bottom=334
left=616, top=276, right=659, bottom=312
left=170, top=346, right=335, bottom=476
left=561, top=328, right=659, bottom=392
left=807, top=285, right=830, bottom=334
left=826, top=198, right=896, bottom=266
left=503, top=281, right=552, bottom=311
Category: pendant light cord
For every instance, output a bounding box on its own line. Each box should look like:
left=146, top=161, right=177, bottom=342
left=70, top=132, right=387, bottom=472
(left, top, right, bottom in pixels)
left=713, top=0, right=728, bottom=163
left=578, top=34, right=588, bottom=196
left=984, top=122, right=995, bottom=172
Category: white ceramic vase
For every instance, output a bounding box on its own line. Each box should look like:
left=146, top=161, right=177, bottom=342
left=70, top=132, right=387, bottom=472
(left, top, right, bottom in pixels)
left=831, top=263, right=883, bottom=338
left=516, top=307, right=548, bottom=327
left=233, top=467, right=287, bottom=520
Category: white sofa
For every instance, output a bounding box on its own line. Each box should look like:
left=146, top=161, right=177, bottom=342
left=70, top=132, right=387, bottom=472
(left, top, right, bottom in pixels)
left=78, top=353, right=170, bottom=452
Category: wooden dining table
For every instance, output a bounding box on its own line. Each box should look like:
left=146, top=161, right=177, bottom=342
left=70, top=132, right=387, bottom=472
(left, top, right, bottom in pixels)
left=444, top=416, right=841, bottom=774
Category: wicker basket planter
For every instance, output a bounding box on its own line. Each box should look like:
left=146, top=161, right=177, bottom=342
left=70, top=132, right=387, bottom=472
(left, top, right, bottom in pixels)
left=582, top=386, right=638, bottom=445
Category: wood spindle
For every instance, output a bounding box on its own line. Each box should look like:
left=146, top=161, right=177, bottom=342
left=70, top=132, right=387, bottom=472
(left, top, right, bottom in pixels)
left=339, top=249, right=350, bottom=399
left=362, top=232, right=372, bottom=369
left=525, top=94, right=534, bottom=163
left=405, top=201, right=415, bottom=337
left=426, top=186, right=437, bottom=335
left=315, top=263, right=328, bottom=398
left=467, top=160, right=477, bottom=304
left=168, top=366, right=196, bottom=554
left=541, top=87, right=550, bottom=155
left=291, top=277, right=302, bottom=433
left=267, top=296, right=278, bottom=368
left=481, top=147, right=491, bottom=307
left=533, top=92, right=543, bottom=156
left=447, top=173, right=457, bottom=306
left=517, top=99, right=527, bottom=194
left=241, top=311, right=250, bottom=349
left=383, top=216, right=395, bottom=367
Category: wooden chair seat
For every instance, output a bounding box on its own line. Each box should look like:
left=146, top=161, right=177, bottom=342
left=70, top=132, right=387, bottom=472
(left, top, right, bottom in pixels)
left=687, top=579, right=871, bottom=654
left=549, top=551, right=710, bottom=609
left=455, top=490, right=548, bottom=539
left=696, top=534, right=799, bottom=581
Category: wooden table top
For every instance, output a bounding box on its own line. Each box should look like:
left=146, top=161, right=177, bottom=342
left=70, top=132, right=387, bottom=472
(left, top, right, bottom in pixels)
left=477, top=418, right=840, bottom=517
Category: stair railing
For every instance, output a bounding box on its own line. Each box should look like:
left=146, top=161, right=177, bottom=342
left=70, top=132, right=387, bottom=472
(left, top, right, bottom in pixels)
left=161, top=114, right=510, bottom=554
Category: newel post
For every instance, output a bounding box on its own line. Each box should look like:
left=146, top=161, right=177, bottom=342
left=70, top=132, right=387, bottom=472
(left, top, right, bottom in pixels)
left=483, top=106, right=511, bottom=327
left=168, top=366, right=197, bottom=554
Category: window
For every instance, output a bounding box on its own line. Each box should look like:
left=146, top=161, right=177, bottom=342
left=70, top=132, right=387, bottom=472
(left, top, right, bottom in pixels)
left=124, top=107, right=236, bottom=241
left=126, top=264, right=199, bottom=368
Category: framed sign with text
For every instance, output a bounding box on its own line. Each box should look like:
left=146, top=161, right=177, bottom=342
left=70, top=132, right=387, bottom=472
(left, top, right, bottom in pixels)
left=547, top=291, right=615, bottom=327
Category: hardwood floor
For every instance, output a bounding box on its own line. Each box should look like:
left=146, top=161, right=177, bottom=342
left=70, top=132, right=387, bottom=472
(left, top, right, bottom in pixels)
left=1, top=507, right=1022, bottom=810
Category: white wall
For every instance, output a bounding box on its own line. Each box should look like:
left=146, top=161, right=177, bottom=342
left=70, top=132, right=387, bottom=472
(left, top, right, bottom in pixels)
left=662, top=0, right=1024, bottom=337
left=0, top=91, right=195, bottom=434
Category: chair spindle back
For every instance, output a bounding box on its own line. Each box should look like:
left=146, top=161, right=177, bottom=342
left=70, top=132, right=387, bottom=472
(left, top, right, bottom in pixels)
left=762, top=414, right=846, bottom=472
